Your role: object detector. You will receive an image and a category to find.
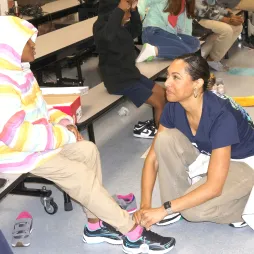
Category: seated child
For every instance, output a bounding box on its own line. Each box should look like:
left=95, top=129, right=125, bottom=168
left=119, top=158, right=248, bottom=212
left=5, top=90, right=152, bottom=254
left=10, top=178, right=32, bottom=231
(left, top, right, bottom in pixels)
left=93, top=0, right=167, bottom=139
left=0, top=15, right=175, bottom=254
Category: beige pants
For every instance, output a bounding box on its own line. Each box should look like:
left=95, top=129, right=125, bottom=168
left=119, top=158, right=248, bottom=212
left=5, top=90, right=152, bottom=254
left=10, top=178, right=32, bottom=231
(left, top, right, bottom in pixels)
left=199, top=19, right=242, bottom=61
left=236, top=0, right=254, bottom=11
left=155, top=129, right=254, bottom=223
left=31, top=141, right=135, bottom=234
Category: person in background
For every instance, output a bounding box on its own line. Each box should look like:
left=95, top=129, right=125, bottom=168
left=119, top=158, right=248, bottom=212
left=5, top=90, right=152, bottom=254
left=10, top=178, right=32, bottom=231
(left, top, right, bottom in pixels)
left=93, top=0, right=167, bottom=139
left=136, top=0, right=200, bottom=63
left=195, top=0, right=243, bottom=71
left=0, top=15, right=176, bottom=253
left=217, top=0, right=254, bottom=12
left=134, top=54, right=254, bottom=230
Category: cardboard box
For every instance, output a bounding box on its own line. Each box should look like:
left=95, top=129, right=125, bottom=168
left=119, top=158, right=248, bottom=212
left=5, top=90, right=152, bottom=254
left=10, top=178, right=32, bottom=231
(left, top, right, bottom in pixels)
left=42, top=87, right=89, bottom=123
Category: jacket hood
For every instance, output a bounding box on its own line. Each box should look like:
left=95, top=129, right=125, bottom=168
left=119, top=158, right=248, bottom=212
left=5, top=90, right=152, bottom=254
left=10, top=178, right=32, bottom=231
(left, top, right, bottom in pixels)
left=98, top=0, right=120, bottom=15
left=0, top=16, right=37, bottom=71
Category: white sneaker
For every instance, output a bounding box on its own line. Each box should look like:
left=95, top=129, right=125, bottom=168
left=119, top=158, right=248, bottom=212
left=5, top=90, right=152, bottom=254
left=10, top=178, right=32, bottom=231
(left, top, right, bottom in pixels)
left=156, top=213, right=182, bottom=226
left=136, top=43, right=156, bottom=63
left=229, top=221, right=248, bottom=228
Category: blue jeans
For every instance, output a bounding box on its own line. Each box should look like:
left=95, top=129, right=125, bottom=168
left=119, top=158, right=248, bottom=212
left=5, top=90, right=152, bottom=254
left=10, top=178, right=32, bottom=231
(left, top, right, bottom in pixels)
left=142, top=27, right=200, bottom=59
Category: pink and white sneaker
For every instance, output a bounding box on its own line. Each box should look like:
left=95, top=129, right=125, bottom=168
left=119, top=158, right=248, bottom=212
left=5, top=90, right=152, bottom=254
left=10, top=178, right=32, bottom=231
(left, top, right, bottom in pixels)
left=12, top=211, right=33, bottom=247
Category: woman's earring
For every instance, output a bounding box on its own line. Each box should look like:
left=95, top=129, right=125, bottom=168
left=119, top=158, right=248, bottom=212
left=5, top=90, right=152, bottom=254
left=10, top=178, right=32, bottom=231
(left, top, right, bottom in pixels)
left=193, top=88, right=198, bottom=98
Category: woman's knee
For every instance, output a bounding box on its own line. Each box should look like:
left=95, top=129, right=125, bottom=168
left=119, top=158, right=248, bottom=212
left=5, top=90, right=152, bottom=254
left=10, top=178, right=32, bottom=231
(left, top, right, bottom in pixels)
left=181, top=207, right=203, bottom=222
left=155, top=129, right=184, bottom=150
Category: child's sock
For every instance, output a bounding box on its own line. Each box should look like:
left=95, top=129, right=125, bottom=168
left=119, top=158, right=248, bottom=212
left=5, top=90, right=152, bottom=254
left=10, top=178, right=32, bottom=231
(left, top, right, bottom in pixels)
left=136, top=43, right=156, bottom=63
left=87, top=221, right=101, bottom=231
left=125, top=225, right=143, bottom=241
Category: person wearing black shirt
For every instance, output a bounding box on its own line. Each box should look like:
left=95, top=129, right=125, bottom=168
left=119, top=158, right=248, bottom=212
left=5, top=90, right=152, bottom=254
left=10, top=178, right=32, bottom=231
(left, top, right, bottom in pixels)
left=93, top=0, right=166, bottom=138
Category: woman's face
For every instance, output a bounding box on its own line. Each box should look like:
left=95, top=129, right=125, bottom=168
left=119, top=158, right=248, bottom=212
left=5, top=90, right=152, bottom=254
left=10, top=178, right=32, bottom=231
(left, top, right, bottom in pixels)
left=21, top=39, right=36, bottom=62
left=165, top=59, right=198, bottom=102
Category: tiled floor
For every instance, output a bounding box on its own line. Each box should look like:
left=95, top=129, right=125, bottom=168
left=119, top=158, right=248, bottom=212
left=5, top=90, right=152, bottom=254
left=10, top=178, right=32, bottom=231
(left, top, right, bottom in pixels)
left=0, top=44, right=254, bottom=254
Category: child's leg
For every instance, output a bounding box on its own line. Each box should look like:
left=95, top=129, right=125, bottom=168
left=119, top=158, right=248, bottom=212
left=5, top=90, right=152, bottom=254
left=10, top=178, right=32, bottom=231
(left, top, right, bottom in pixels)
left=114, top=76, right=166, bottom=127
left=137, top=27, right=200, bottom=62
left=145, top=84, right=166, bottom=127
left=32, top=141, right=176, bottom=252
left=31, top=141, right=135, bottom=234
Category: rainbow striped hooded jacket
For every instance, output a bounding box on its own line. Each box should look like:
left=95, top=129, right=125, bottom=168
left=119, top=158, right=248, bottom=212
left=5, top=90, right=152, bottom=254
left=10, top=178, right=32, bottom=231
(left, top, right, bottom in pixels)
left=0, top=16, right=76, bottom=173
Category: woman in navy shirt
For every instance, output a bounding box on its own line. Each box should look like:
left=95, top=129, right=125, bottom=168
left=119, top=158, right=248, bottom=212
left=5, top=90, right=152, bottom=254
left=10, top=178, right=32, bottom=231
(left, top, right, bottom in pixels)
left=134, top=54, right=254, bottom=229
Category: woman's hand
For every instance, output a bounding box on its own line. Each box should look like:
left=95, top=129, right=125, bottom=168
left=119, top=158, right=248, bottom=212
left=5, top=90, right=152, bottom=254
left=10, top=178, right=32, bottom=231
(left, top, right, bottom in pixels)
left=67, top=125, right=84, bottom=141
left=133, top=205, right=150, bottom=225
left=137, top=206, right=167, bottom=230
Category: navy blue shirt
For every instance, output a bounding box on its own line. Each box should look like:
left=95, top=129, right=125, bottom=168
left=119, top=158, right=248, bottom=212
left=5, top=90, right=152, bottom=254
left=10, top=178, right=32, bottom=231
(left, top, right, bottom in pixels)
left=160, top=91, right=254, bottom=159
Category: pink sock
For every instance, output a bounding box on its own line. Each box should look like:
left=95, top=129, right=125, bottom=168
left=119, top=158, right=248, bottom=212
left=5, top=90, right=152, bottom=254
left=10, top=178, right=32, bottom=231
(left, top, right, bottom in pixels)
left=87, top=221, right=101, bottom=231
left=125, top=225, right=143, bottom=241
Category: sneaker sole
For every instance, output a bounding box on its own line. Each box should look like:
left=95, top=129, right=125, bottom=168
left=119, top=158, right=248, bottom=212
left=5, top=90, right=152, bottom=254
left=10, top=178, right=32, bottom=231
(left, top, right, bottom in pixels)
left=229, top=223, right=248, bottom=228
left=12, top=227, right=33, bottom=247
left=156, top=214, right=182, bottom=226
left=83, top=234, right=122, bottom=245
left=122, top=244, right=175, bottom=254
left=133, top=134, right=155, bottom=139
left=127, top=208, right=137, bottom=214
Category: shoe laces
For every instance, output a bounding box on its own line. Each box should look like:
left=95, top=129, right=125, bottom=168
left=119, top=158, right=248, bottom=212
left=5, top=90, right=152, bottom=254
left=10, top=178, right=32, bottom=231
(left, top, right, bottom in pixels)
left=102, top=221, right=122, bottom=235
left=142, top=230, right=163, bottom=242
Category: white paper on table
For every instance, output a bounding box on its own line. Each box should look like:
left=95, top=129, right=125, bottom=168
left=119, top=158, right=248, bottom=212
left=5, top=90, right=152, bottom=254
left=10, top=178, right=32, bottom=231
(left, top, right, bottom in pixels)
left=41, top=86, right=89, bottom=96
left=242, top=186, right=254, bottom=230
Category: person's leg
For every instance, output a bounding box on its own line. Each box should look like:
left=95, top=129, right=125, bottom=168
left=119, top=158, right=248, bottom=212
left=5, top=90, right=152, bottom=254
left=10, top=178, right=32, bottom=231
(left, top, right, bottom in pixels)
left=114, top=76, right=166, bottom=128
left=137, top=27, right=200, bottom=62
left=154, top=129, right=199, bottom=203
left=235, top=0, right=254, bottom=12
left=200, top=33, right=218, bottom=59
left=181, top=161, right=254, bottom=224
left=199, top=19, right=242, bottom=61
left=177, top=33, right=201, bottom=54
left=31, top=141, right=135, bottom=234
left=145, top=27, right=200, bottom=56
left=145, top=84, right=166, bottom=127
left=32, top=141, right=177, bottom=251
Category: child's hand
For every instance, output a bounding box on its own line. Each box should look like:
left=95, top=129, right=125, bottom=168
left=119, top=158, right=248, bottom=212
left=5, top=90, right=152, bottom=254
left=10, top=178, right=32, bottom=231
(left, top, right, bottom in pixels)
left=118, top=0, right=131, bottom=12
left=131, top=0, right=138, bottom=11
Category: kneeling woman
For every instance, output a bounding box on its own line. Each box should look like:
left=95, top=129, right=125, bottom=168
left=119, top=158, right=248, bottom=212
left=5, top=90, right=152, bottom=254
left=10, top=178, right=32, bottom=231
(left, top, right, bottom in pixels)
left=134, top=54, right=254, bottom=228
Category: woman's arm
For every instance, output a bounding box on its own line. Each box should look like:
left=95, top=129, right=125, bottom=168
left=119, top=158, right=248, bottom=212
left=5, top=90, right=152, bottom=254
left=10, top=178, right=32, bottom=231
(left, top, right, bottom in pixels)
left=171, top=145, right=231, bottom=212
left=141, top=145, right=231, bottom=228
left=134, top=125, right=167, bottom=223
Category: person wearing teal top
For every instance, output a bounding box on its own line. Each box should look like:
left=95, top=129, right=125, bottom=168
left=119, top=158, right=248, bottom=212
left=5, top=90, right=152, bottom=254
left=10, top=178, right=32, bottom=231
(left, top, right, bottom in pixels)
left=136, top=0, right=200, bottom=63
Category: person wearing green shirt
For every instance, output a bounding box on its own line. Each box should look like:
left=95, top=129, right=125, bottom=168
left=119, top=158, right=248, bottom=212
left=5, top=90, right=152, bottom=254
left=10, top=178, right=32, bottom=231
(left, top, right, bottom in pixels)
left=136, top=0, right=200, bottom=63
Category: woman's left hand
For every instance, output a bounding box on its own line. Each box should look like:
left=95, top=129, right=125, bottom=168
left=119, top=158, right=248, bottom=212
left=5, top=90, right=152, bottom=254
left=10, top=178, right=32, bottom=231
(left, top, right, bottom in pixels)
left=140, top=206, right=167, bottom=230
